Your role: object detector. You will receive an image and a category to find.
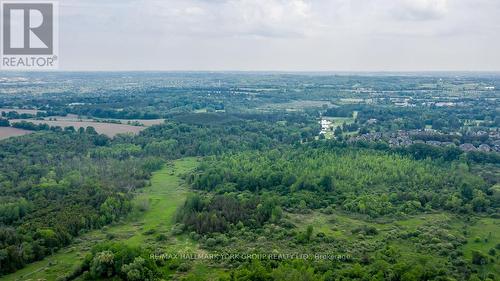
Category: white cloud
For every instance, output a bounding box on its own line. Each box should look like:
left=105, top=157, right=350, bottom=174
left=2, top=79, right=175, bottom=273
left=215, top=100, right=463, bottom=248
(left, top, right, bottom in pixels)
left=392, top=0, right=449, bottom=21
left=138, top=0, right=317, bottom=38
left=58, top=0, right=500, bottom=70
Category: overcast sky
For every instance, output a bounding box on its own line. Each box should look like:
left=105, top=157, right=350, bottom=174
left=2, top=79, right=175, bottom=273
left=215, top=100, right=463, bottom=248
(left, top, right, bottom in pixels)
left=59, top=0, right=500, bottom=71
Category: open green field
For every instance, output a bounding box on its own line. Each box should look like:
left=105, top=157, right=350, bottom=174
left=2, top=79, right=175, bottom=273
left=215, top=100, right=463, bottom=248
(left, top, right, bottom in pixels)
left=461, top=218, right=500, bottom=274
left=2, top=158, right=199, bottom=281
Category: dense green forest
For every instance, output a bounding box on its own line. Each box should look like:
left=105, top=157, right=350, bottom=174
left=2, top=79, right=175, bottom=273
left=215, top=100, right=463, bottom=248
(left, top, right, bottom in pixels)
left=0, top=131, right=151, bottom=274
left=187, top=145, right=494, bottom=217
left=0, top=113, right=318, bottom=276
left=0, top=72, right=499, bottom=281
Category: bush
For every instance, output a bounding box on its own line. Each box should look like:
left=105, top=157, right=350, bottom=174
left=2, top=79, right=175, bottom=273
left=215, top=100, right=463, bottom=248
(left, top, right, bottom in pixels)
left=177, top=262, right=191, bottom=272
left=89, top=251, right=115, bottom=278
left=488, top=248, right=496, bottom=256
left=205, top=238, right=217, bottom=248
left=135, top=198, right=150, bottom=212
left=82, top=242, right=160, bottom=280
left=352, top=225, right=379, bottom=236
left=156, top=233, right=168, bottom=241
left=471, top=250, right=488, bottom=265
left=143, top=229, right=156, bottom=235
left=121, top=257, right=156, bottom=281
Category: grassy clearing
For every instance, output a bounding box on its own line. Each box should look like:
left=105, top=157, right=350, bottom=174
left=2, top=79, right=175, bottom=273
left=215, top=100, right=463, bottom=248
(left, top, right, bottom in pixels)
left=461, top=218, right=500, bottom=274
left=108, top=157, right=198, bottom=248
left=289, top=210, right=499, bottom=274
left=2, top=158, right=199, bottom=281
left=290, top=211, right=381, bottom=240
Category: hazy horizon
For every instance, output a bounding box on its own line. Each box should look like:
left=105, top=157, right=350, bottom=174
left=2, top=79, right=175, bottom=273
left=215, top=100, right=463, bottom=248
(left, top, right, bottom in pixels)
left=12, top=0, right=500, bottom=71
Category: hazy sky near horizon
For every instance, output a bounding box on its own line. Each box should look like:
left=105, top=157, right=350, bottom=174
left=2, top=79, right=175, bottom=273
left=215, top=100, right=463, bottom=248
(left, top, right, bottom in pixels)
left=59, top=0, right=500, bottom=71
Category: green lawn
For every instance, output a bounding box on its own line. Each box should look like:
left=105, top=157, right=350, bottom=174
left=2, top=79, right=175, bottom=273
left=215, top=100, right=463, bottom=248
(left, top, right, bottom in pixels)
left=3, top=158, right=199, bottom=281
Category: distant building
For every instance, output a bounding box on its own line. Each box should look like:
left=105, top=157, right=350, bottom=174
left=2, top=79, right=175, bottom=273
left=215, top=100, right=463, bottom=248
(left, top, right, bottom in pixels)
left=435, top=102, right=456, bottom=107
left=319, top=119, right=332, bottom=135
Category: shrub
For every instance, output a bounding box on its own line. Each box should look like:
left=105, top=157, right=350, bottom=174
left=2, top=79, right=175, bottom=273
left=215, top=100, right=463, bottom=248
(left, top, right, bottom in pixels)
left=488, top=248, right=496, bottom=256
left=121, top=257, right=156, bottom=281
left=89, top=251, right=115, bottom=278
left=471, top=250, right=488, bottom=265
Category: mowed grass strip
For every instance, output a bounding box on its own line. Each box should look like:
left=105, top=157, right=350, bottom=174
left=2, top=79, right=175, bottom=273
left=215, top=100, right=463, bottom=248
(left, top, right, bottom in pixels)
left=2, top=158, right=199, bottom=281
left=121, top=157, right=199, bottom=247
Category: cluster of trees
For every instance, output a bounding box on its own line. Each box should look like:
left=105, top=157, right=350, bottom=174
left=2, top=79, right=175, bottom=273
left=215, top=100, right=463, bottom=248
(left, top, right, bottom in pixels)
left=1, top=110, right=68, bottom=119
left=76, top=242, right=160, bottom=281
left=189, top=145, right=495, bottom=217
left=134, top=118, right=318, bottom=158
left=176, top=194, right=282, bottom=234
left=0, top=197, right=32, bottom=224
left=11, top=120, right=66, bottom=131
left=70, top=108, right=162, bottom=120
left=344, top=140, right=499, bottom=165
left=0, top=118, right=9, bottom=127
left=324, top=107, right=354, bottom=117
left=0, top=111, right=35, bottom=119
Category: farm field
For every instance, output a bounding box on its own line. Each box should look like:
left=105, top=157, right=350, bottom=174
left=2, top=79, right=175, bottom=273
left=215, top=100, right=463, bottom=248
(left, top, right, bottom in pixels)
left=0, top=127, right=33, bottom=140
left=10, top=119, right=146, bottom=137
left=2, top=158, right=200, bottom=281
left=47, top=115, right=166, bottom=127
